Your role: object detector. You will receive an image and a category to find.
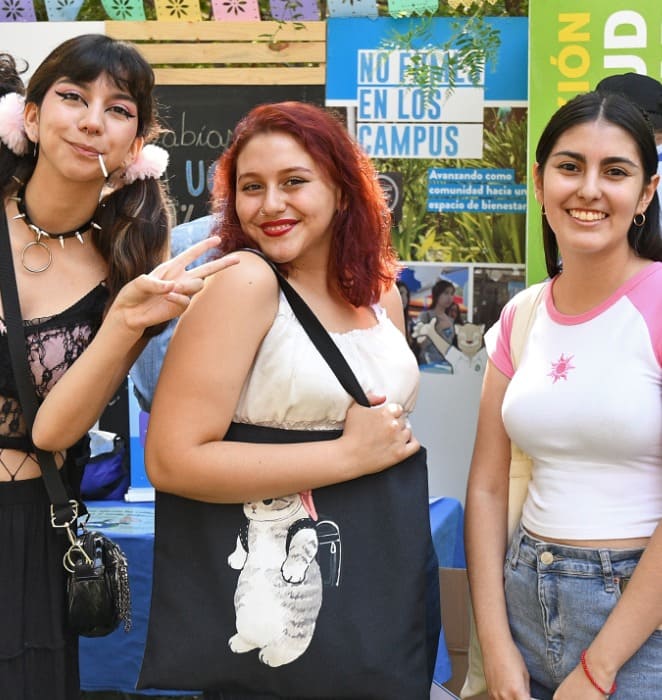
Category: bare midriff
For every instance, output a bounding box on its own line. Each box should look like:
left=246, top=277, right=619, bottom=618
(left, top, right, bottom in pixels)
left=0, top=448, right=64, bottom=481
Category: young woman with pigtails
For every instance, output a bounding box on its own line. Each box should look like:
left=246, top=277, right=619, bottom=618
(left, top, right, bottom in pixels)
left=0, top=34, right=237, bottom=699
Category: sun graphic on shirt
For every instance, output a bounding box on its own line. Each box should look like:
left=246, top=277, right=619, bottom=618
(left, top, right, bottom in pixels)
left=548, top=353, right=575, bottom=383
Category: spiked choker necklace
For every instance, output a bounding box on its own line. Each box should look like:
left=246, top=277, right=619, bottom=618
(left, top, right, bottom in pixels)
left=13, top=185, right=100, bottom=273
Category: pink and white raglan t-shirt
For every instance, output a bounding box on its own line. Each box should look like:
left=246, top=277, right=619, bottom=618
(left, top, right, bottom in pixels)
left=486, top=262, right=662, bottom=540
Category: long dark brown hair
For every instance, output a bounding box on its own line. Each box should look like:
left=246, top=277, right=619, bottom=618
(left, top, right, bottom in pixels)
left=0, top=35, right=171, bottom=324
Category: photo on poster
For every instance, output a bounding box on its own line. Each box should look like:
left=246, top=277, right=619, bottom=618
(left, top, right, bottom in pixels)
left=472, top=265, right=526, bottom=330
left=398, top=262, right=525, bottom=376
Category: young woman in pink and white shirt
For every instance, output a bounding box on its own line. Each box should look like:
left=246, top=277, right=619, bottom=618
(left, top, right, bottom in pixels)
left=465, top=91, right=662, bottom=700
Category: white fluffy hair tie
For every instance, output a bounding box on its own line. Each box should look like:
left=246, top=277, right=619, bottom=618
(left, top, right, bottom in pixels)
left=0, top=92, right=29, bottom=156
left=123, top=144, right=169, bottom=184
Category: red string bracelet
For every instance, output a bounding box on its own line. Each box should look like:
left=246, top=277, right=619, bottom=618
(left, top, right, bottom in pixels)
left=580, top=649, right=617, bottom=696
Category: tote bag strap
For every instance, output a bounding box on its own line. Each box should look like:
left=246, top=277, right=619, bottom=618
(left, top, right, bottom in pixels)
left=0, top=213, right=77, bottom=527
left=507, top=281, right=546, bottom=519
left=509, top=281, right=546, bottom=370
left=242, top=249, right=371, bottom=408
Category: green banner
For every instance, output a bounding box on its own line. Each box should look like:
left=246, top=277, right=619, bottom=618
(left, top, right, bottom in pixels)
left=527, top=0, right=662, bottom=284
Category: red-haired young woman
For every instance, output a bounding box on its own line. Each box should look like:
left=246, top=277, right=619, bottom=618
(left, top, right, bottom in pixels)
left=146, top=101, right=431, bottom=699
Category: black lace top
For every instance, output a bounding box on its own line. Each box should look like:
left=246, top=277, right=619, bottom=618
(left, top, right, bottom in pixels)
left=0, top=283, right=108, bottom=453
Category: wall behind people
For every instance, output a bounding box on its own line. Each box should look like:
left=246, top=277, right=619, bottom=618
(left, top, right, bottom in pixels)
left=0, top=22, right=104, bottom=81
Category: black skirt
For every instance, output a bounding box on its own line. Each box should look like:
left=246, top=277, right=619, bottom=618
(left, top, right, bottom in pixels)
left=0, top=477, right=79, bottom=700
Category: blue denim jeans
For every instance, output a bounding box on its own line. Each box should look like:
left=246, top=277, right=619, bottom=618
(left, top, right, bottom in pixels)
left=504, top=524, right=662, bottom=700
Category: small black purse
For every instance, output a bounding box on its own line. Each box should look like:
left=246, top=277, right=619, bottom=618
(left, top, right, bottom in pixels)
left=0, top=214, right=131, bottom=638
left=64, top=528, right=131, bottom=637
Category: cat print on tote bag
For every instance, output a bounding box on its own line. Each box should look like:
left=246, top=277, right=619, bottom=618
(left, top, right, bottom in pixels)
left=227, top=490, right=341, bottom=667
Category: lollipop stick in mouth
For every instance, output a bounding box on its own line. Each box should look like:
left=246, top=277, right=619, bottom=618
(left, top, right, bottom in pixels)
left=98, top=154, right=109, bottom=179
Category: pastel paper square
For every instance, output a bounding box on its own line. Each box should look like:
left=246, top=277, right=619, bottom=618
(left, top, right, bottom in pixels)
left=0, top=0, right=36, bottom=21
left=212, top=0, right=260, bottom=21
left=154, top=0, right=202, bottom=20
left=327, top=0, right=377, bottom=18
left=101, top=0, right=146, bottom=19
left=269, top=0, right=320, bottom=21
left=44, top=0, right=84, bottom=20
left=386, top=0, right=438, bottom=16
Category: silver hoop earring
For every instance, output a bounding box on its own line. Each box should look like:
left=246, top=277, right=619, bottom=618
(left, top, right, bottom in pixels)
left=633, top=213, right=646, bottom=227
left=541, top=205, right=546, bottom=216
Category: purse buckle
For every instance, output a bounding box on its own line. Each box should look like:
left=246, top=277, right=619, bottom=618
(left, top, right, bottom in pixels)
left=63, top=523, right=95, bottom=573
left=51, top=501, right=95, bottom=572
left=50, top=499, right=79, bottom=528
left=63, top=537, right=94, bottom=572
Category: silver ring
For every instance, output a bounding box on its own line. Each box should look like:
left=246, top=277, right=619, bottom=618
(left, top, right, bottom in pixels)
left=21, top=240, right=52, bottom=273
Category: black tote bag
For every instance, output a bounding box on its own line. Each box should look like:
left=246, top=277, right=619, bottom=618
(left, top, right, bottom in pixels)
left=138, top=256, right=440, bottom=699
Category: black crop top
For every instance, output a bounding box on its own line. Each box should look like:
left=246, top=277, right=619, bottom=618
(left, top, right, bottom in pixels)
left=0, top=283, right=108, bottom=452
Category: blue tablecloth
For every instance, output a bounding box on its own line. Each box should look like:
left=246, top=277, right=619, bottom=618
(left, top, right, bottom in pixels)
left=80, top=498, right=465, bottom=694
left=429, top=496, right=466, bottom=569
left=78, top=502, right=181, bottom=696
left=429, top=497, right=465, bottom=686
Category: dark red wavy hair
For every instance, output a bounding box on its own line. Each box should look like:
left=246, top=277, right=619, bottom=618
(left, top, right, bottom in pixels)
left=211, top=101, right=397, bottom=307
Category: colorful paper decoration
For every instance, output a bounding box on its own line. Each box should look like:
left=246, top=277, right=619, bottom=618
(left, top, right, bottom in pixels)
left=44, top=0, right=84, bottom=20
left=101, top=0, right=146, bottom=20
left=212, top=0, right=260, bottom=21
left=448, top=0, right=499, bottom=8
left=154, top=0, right=202, bottom=20
left=327, top=0, right=378, bottom=17
left=386, top=0, right=438, bottom=16
left=0, top=0, right=36, bottom=21
left=269, top=0, right=320, bottom=21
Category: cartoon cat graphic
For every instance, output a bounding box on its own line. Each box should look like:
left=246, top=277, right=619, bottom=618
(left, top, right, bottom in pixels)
left=227, top=491, right=323, bottom=667
left=455, top=322, right=485, bottom=359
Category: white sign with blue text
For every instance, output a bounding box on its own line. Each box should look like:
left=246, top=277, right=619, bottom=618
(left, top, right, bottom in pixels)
left=327, top=17, right=528, bottom=160
left=356, top=49, right=484, bottom=158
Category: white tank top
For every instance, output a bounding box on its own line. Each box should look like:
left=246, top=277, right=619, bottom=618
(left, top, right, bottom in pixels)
left=234, top=292, right=419, bottom=431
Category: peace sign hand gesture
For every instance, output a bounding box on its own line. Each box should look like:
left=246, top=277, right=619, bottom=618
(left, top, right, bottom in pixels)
left=110, top=235, right=239, bottom=335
